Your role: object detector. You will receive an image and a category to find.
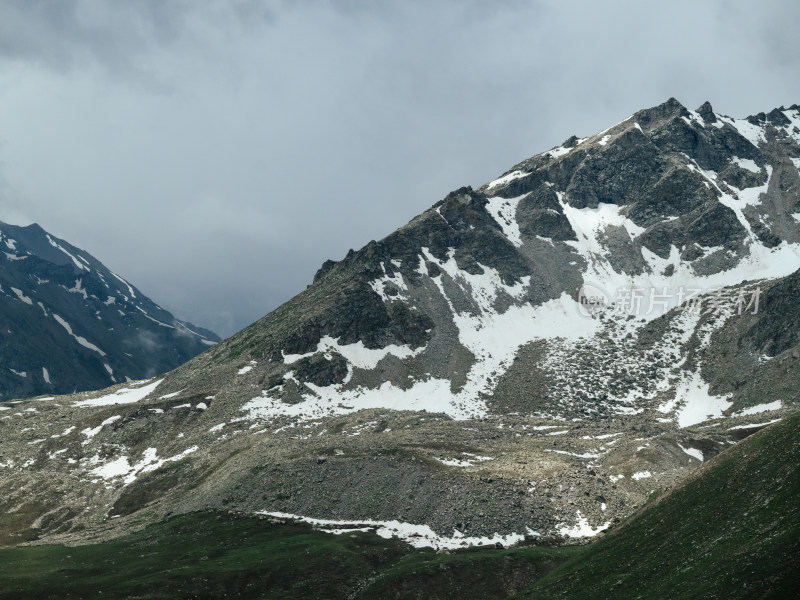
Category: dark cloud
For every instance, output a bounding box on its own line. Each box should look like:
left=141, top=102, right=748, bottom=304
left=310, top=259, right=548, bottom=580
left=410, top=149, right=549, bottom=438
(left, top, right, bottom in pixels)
left=0, top=0, right=798, bottom=337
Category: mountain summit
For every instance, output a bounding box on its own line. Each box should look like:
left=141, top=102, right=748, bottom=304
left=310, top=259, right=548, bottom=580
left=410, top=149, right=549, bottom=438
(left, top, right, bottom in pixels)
left=2, top=98, right=799, bottom=549
left=0, top=221, right=219, bottom=400
left=184, top=98, right=800, bottom=421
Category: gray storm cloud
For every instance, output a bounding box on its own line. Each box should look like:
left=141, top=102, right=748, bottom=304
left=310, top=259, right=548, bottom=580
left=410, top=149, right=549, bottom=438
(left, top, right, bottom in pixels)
left=0, top=0, right=798, bottom=336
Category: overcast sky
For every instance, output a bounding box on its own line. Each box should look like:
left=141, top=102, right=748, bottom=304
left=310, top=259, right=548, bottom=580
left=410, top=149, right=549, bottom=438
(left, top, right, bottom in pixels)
left=0, top=0, right=798, bottom=337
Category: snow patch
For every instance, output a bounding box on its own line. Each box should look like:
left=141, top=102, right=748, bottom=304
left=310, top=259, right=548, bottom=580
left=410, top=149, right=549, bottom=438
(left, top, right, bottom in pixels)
left=731, top=157, right=760, bottom=173
left=261, top=512, right=526, bottom=550
left=718, top=116, right=766, bottom=148
left=81, top=415, right=121, bottom=444
left=674, top=372, right=732, bottom=428
left=52, top=314, right=106, bottom=356
left=485, top=194, right=527, bottom=247
left=547, top=146, right=572, bottom=158
left=677, top=443, right=703, bottom=461
left=89, top=446, right=198, bottom=485
left=249, top=252, right=598, bottom=424
left=46, top=234, right=89, bottom=271
left=728, top=418, right=781, bottom=430
left=284, top=337, right=422, bottom=371
left=368, top=260, right=411, bottom=304
left=546, top=449, right=605, bottom=459
left=434, top=454, right=493, bottom=467
left=66, top=279, right=88, bottom=300
left=111, top=271, right=136, bottom=298
left=74, top=378, right=163, bottom=407
left=238, top=361, right=257, bottom=375
left=10, top=287, right=33, bottom=305
left=558, top=511, right=610, bottom=538
left=486, top=170, right=528, bottom=190
left=734, top=400, right=782, bottom=416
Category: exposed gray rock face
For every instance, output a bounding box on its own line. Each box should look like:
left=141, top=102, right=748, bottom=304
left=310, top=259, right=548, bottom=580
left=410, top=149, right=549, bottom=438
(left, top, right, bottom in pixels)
left=745, top=269, right=800, bottom=357
left=0, top=222, right=219, bottom=400
left=3, top=98, right=800, bottom=549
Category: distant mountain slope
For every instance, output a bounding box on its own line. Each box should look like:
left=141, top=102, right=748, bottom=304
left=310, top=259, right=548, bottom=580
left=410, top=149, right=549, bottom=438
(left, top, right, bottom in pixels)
left=0, top=221, right=219, bottom=400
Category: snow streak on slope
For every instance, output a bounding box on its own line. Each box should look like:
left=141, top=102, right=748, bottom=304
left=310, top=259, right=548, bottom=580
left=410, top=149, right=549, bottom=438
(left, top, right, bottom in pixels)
left=284, top=336, right=424, bottom=372
left=52, top=314, right=107, bottom=356
left=263, top=511, right=529, bottom=549
left=486, top=170, right=527, bottom=190
left=263, top=505, right=610, bottom=548
left=11, top=287, right=33, bottom=305
left=46, top=234, right=89, bottom=271
left=485, top=194, right=528, bottom=247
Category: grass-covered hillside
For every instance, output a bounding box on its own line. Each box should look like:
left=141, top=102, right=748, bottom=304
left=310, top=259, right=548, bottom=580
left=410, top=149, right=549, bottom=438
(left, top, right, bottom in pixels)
left=0, top=511, right=574, bottom=600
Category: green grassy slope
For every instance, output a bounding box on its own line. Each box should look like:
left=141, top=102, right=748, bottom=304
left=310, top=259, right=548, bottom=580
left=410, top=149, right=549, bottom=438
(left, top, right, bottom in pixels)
left=514, top=412, right=800, bottom=599
left=0, top=513, right=406, bottom=599
left=353, top=544, right=578, bottom=600
left=0, top=513, right=572, bottom=600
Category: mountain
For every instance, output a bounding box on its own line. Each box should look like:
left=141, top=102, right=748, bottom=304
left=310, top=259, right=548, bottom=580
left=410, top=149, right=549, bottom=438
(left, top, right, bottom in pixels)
left=1, top=98, right=800, bottom=558
left=0, top=221, right=219, bottom=401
